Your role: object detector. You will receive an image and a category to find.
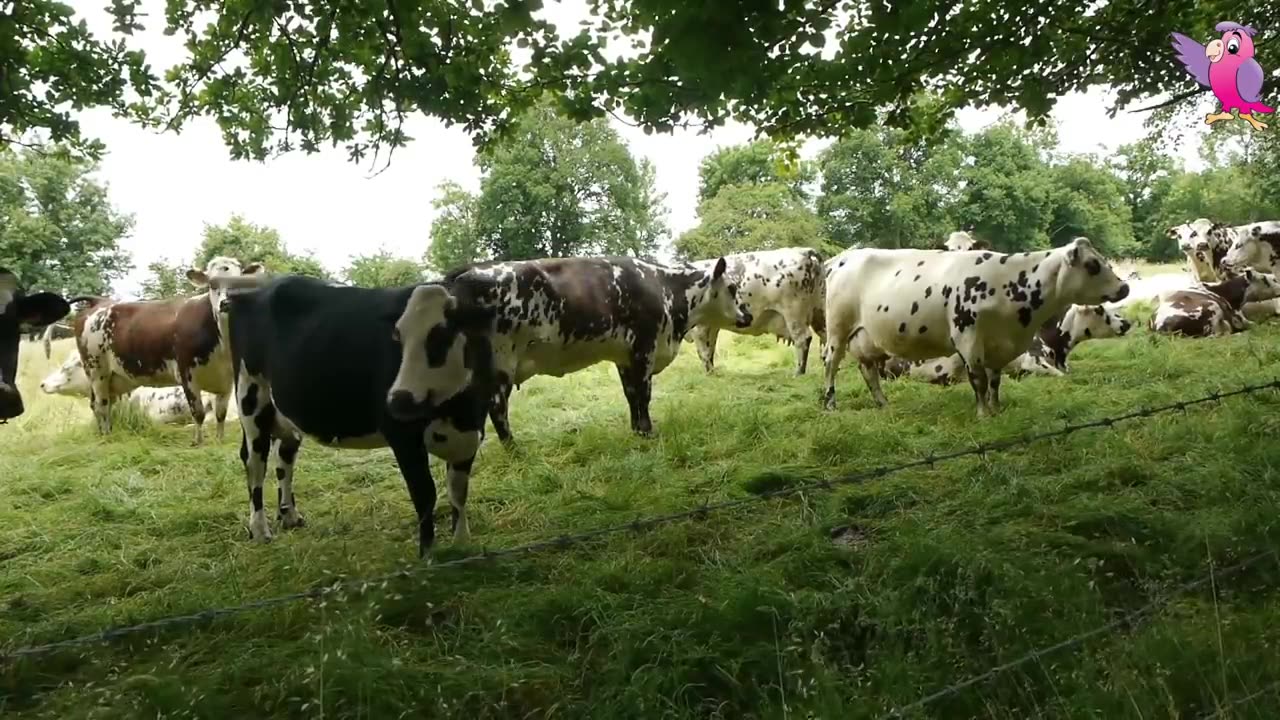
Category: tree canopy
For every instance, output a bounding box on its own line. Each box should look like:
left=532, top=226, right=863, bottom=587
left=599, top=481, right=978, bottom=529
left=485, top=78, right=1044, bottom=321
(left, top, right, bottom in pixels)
left=0, top=146, right=134, bottom=295
left=674, top=182, right=837, bottom=261
left=697, top=140, right=815, bottom=205
left=425, top=99, right=667, bottom=270
left=5, top=0, right=1277, bottom=163
left=343, top=248, right=426, bottom=288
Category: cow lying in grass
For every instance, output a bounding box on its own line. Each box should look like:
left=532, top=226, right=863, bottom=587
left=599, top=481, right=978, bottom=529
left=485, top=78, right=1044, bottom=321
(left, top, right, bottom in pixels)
left=1150, top=268, right=1280, bottom=337
left=40, top=349, right=232, bottom=425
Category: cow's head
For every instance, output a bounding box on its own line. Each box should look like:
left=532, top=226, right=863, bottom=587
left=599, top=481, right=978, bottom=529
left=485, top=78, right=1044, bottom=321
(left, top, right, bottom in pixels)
left=386, top=283, right=495, bottom=421
left=40, top=351, right=90, bottom=397
left=1235, top=268, right=1280, bottom=302
left=690, top=257, right=752, bottom=330
left=1058, top=238, right=1130, bottom=305
left=187, top=257, right=266, bottom=314
left=943, top=230, right=989, bottom=252
left=1224, top=225, right=1275, bottom=273
left=0, top=268, right=72, bottom=421
left=1063, top=304, right=1132, bottom=343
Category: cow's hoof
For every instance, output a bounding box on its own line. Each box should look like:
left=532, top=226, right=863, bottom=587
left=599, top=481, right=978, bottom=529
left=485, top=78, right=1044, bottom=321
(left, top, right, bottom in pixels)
left=278, top=509, right=306, bottom=529
left=248, top=515, right=273, bottom=543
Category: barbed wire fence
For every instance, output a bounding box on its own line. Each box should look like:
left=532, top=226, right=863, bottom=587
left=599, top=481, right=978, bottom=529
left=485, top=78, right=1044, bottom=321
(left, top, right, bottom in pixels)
left=3, top=378, right=1280, bottom=717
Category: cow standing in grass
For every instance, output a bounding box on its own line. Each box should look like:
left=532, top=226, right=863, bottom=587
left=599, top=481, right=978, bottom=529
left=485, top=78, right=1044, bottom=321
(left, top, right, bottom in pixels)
left=687, top=247, right=825, bottom=375
left=216, top=273, right=497, bottom=556
left=0, top=268, right=71, bottom=421
left=822, top=238, right=1130, bottom=417
left=74, top=256, right=261, bottom=444
left=440, top=256, right=751, bottom=441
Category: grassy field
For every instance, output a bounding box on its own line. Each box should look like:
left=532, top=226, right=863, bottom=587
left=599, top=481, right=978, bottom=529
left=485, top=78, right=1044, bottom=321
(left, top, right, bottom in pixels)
left=2, top=296, right=1280, bottom=719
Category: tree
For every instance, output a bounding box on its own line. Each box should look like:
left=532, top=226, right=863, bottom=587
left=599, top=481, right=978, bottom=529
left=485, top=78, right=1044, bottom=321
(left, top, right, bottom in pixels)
left=14, top=1, right=1276, bottom=164
left=951, top=124, right=1056, bottom=253
left=193, top=215, right=331, bottom=279
left=1110, top=138, right=1181, bottom=260
left=428, top=100, right=668, bottom=266
left=698, top=140, right=815, bottom=204
left=425, top=181, right=485, bottom=274
left=343, top=248, right=425, bottom=288
left=0, top=146, right=134, bottom=295
left=816, top=125, right=963, bottom=250
left=675, top=183, right=837, bottom=261
left=1044, top=157, right=1136, bottom=256
left=137, top=257, right=189, bottom=299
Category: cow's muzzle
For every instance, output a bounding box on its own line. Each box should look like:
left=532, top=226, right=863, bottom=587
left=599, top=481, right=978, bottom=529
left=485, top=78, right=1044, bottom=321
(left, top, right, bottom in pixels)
left=735, top=311, right=754, bottom=329
left=1105, top=283, right=1130, bottom=303
left=0, top=381, right=24, bottom=421
left=386, top=389, right=430, bottom=421
left=1118, top=318, right=1133, bottom=335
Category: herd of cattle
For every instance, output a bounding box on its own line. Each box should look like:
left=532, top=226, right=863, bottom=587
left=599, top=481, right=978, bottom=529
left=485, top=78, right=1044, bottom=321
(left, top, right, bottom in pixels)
left=0, top=217, right=1276, bottom=556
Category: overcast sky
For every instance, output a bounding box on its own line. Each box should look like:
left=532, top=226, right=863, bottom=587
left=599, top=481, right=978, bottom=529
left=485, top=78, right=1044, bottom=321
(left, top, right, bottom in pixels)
left=63, top=0, right=1211, bottom=298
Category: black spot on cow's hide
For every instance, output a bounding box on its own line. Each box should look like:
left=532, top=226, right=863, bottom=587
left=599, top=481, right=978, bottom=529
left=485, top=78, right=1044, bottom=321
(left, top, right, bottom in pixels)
left=917, top=260, right=925, bottom=266
left=924, top=286, right=933, bottom=298
left=911, top=301, right=919, bottom=314
left=898, top=322, right=907, bottom=333
left=895, top=269, right=902, bottom=277
left=913, top=274, right=921, bottom=282
left=919, top=325, right=928, bottom=334
left=942, top=285, right=952, bottom=299
left=1018, top=306, right=1033, bottom=327
left=934, top=364, right=943, bottom=372
left=999, top=256, right=1008, bottom=264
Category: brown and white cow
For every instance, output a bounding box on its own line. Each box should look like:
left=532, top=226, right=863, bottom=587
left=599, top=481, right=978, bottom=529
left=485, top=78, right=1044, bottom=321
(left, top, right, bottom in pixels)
left=1149, top=268, right=1280, bottom=337
left=435, top=256, right=751, bottom=440
left=687, top=247, right=825, bottom=375
left=1, top=268, right=71, bottom=421
left=74, top=256, right=262, bottom=443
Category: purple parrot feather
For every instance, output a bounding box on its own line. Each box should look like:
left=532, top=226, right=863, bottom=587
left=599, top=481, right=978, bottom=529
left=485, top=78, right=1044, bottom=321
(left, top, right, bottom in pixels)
left=1170, top=32, right=1212, bottom=87
left=1237, top=58, right=1267, bottom=103
left=1214, top=21, right=1257, bottom=36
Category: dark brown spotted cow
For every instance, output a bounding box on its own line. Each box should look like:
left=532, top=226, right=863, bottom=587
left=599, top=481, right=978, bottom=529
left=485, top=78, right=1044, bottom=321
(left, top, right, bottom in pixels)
left=74, top=257, right=262, bottom=443
left=432, top=256, right=751, bottom=440
left=822, top=238, right=1130, bottom=417
left=0, top=268, right=71, bottom=421
left=1150, top=268, right=1280, bottom=337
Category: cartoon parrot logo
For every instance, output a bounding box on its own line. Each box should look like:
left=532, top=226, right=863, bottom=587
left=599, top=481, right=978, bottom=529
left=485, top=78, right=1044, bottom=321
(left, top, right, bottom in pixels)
left=1170, top=22, right=1273, bottom=130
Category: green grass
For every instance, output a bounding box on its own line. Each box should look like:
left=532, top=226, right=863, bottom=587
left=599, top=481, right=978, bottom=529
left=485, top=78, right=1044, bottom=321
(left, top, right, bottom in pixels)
left=2, top=306, right=1280, bottom=719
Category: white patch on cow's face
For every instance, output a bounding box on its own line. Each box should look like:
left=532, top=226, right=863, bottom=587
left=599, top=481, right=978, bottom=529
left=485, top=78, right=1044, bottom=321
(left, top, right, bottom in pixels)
left=40, top=352, right=91, bottom=396
left=387, top=284, right=472, bottom=418
left=944, top=231, right=976, bottom=251
left=690, top=257, right=753, bottom=330
left=1063, top=304, right=1131, bottom=344
left=1057, top=238, right=1130, bottom=305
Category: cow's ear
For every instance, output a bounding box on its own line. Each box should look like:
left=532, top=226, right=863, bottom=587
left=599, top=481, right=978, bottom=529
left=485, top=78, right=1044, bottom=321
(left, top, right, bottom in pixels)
left=712, top=257, right=727, bottom=281
left=1252, top=226, right=1263, bottom=237
left=17, top=293, right=71, bottom=327
left=242, top=262, right=264, bottom=275
left=187, top=269, right=210, bottom=287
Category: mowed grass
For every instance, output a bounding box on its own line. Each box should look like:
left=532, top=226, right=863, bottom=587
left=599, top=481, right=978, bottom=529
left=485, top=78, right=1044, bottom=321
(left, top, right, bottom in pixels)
left=2, top=302, right=1280, bottom=719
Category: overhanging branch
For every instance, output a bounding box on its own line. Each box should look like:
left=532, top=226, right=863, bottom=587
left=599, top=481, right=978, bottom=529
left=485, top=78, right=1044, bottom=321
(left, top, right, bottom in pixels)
left=1127, top=87, right=1209, bottom=113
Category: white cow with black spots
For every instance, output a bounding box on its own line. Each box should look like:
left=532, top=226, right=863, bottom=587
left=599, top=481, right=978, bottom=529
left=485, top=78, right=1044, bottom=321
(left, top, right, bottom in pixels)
left=1168, top=218, right=1229, bottom=283
left=1222, top=220, right=1280, bottom=275
left=687, top=247, right=825, bottom=375
left=39, top=349, right=235, bottom=425
left=822, top=238, right=1131, bottom=417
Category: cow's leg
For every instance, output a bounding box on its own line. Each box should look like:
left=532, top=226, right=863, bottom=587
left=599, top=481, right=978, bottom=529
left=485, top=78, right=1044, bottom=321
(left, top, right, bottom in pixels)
left=181, top=373, right=207, bottom=446
left=488, top=373, right=515, bottom=444
left=692, top=325, right=719, bottom=374
left=952, top=330, right=992, bottom=418
left=274, top=426, right=306, bottom=530
left=985, top=367, right=1004, bottom=414
left=858, top=360, right=889, bottom=407
left=213, top=392, right=230, bottom=441
left=787, top=315, right=813, bottom=376
left=388, top=436, right=437, bottom=559
left=89, top=375, right=113, bottom=434
left=447, top=456, right=474, bottom=544
left=617, top=361, right=655, bottom=436
left=237, top=373, right=275, bottom=542
left=821, top=323, right=851, bottom=411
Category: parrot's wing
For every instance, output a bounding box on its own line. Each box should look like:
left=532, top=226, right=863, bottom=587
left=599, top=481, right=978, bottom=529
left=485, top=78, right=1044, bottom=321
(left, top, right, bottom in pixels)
left=1237, top=58, right=1266, bottom=103
left=1170, top=32, right=1212, bottom=87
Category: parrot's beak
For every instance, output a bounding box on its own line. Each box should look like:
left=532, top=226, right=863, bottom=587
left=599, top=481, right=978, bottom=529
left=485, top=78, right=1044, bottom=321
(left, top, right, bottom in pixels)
left=1206, top=38, right=1224, bottom=63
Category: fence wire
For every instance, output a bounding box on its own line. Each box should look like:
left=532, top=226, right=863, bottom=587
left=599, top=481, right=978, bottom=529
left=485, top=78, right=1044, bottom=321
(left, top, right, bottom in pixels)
left=2, top=378, right=1279, bottom=678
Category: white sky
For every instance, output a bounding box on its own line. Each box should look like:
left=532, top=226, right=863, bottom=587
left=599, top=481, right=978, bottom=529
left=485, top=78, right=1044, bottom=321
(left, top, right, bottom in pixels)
left=60, top=0, right=1211, bottom=298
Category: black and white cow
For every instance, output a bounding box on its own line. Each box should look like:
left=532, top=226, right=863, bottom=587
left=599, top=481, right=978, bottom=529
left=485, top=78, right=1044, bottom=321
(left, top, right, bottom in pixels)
left=942, top=230, right=992, bottom=252
left=882, top=303, right=1133, bottom=385
left=1, top=268, right=71, bottom=421
left=687, top=247, right=825, bottom=375
left=1149, top=268, right=1280, bottom=337
left=822, top=238, right=1130, bottom=417
left=215, top=273, right=497, bottom=557
left=1222, top=221, right=1280, bottom=276
left=436, top=256, right=751, bottom=440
